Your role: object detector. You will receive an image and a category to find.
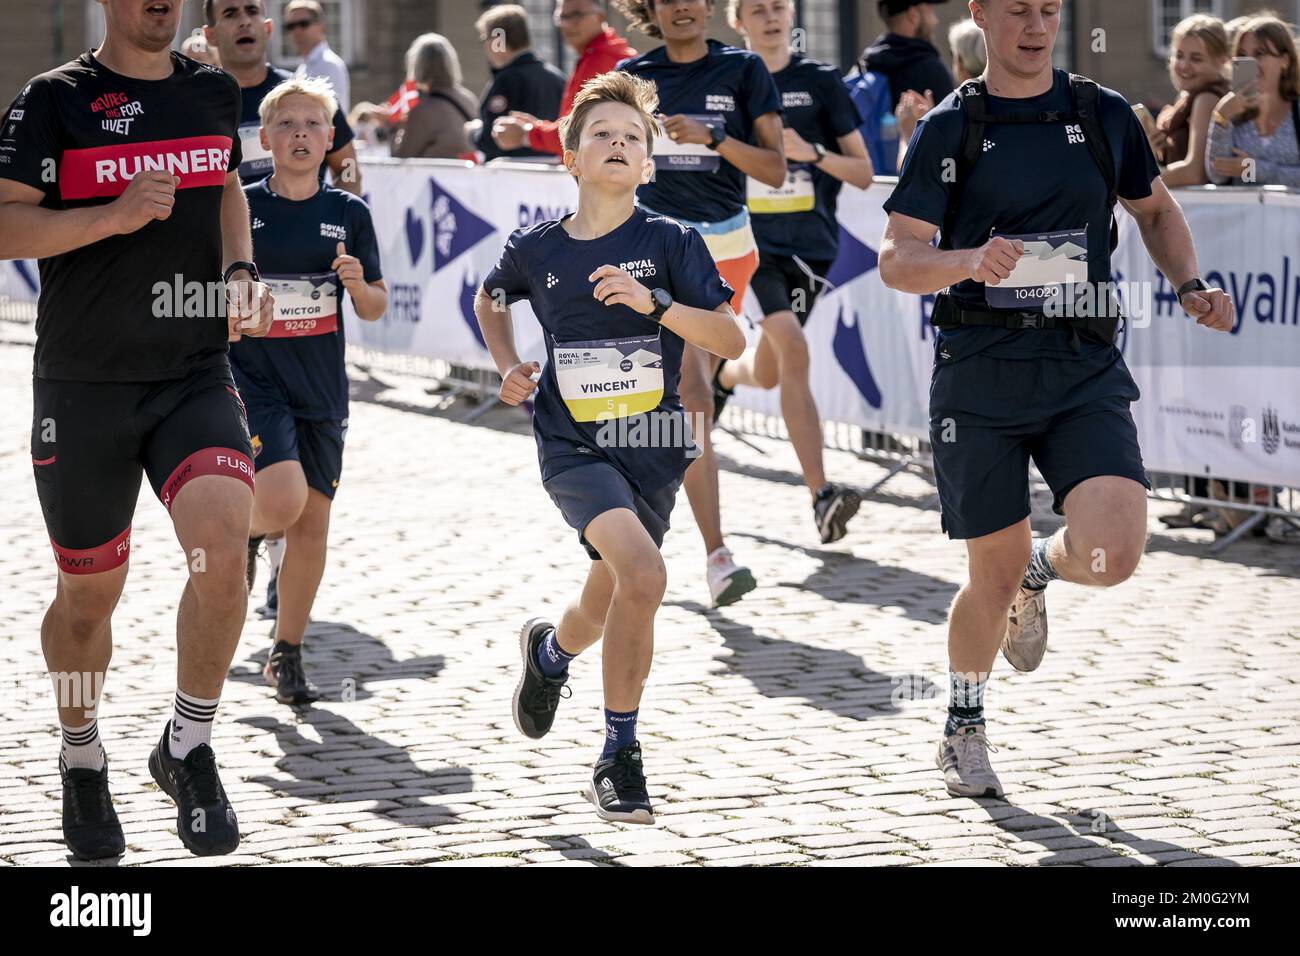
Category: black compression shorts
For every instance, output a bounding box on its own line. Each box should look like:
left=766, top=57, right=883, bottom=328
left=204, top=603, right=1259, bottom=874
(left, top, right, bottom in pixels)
left=31, top=364, right=254, bottom=574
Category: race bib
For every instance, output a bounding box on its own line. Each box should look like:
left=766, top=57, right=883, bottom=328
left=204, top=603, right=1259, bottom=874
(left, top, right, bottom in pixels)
left=747, top=164, right=815, bottom=214
left=264, top=272, right=339, bottom=338
left=986, top=228, right=1088, bottom=311
left=653, top=114, right=724, bottom=174
left=237, top=122, right=273, bottom=180
left=553, top=333, right=664, bottom=422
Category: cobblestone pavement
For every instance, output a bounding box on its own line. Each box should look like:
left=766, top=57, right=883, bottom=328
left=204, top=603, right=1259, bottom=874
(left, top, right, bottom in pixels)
left=1, top=334, right=1298, bottom=867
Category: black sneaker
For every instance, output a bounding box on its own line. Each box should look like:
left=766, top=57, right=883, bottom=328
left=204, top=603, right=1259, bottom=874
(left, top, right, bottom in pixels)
left=585, top=742, right=654, bottom=825
left=263, top=640, right=321, bottom=705
left=711, top=361, right=734, bottom=422
left=60, top=756, right=126, bottom=861
left=259, top=568, right=278, bottom=620
left=512, top=618, right=569, bottom=739
left=147, top=723, right=240, bottom=856
left=814, top=483, right=862, bottom=544
left=246, top=535, right=264, bottom=592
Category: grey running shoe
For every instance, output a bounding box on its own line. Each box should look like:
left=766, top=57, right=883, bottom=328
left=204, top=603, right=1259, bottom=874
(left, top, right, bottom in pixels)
left=936, top=725, right=1004, bottom=799
left=1001, top=586, right=1048, bottom=672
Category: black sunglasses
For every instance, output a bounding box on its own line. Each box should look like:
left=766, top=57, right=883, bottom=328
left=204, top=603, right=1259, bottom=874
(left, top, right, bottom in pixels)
left=285, top=19, right=317, bottom=31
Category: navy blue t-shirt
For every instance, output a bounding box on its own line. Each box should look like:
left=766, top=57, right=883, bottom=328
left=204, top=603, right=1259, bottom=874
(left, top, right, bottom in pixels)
left=483, top=207, right=734, bottom=492
left=237, top=65, right=354, bottom=184
left=619, top=40, right=781, bottom=224
left=229, top=179, right=382, bottom=420
left=750, top=54, right=863, bottom=261
left=884, top=69, right=1161, bottom=358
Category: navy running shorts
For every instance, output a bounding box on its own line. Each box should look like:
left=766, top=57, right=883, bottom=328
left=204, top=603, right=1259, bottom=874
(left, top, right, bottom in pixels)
left=31, top=364, right=254, bottom=574
left=750, top=252, right=834, bottom=326
left=247, top=408, right=347, bottom=500
left=543, top=461, right=681, bottom=561
left=928, top=345, right=1150, bottom=540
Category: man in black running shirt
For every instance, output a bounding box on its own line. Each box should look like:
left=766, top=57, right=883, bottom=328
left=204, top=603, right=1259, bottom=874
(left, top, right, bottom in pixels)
left=0, top=0, right=274, bottom=861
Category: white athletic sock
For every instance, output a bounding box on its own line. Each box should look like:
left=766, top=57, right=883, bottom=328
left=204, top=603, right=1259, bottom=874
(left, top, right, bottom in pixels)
left=61, top=719, right=106, bottom=771
left=267, top=534, right=286, bottom=577
left=169, top=690, right=219, bottom=759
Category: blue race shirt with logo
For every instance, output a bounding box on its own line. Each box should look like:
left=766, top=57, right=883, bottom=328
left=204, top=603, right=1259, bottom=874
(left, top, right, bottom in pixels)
left=483, top=207, right=733, bottom=492
left=237, top=65, right=354, bottom=185
left=229, top=179, right=382, bottom=420
left=883, top=69, right=1161, bottom=359
left=619, top=40, right=781, bottom=224
left=750, top=54, right=863, bottom=261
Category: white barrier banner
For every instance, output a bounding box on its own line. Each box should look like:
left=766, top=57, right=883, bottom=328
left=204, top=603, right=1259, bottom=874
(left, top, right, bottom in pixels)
left=10, top=160, right=1295, bottom=487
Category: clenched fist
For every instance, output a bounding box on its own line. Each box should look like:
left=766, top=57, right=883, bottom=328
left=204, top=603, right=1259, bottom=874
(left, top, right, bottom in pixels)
left=967, top=236, right=1024, bottom=286
left=106, top=171, right=179, bottom=235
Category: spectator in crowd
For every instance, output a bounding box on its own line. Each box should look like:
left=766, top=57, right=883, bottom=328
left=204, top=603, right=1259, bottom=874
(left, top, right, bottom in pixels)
left=285, top=0, right=351, bottom=112
left=491, top=0, right=637, bottom=157
left=896, top=17, right=983, bottom=169
left=1207, top=15, right=1300, bottom=187
left=391, top=34, right=479, bottom=159
left=1224, top=14, right=1254, bottom=53
left=181, top=29, right=221, bottom=67
left=861, top=0, right=955, bottom=112
left=349, top=101, right=392, bottom=154
left=204, top=0, right=361, bottom=196
left=1149, top=15, right=1229, bottom=187
left=473, top=4, right=566, bottom=162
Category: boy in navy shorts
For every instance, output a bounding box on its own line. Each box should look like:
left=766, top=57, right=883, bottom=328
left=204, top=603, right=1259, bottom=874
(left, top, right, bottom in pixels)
left=475, top=72, right=745, bottom=824
left=231, top=77, right=387, bottom=705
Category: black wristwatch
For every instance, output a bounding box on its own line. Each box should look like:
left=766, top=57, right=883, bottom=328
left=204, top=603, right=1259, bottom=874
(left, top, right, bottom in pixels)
left=224, top=260, right=260, bottom=284
left=810, top=142, right=827, bottom=165
left=648, top=288, right=673, bottom=323
left=706, top=124, right=726, bottom=150
left=1177, top=277, right=1210, bottom=299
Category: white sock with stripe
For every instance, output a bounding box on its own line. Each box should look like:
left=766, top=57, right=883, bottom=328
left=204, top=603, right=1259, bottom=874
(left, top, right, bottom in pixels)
left=267, top=533, right=286, bottom=577
left=169, top=690, right=219, bottom=759
left=61, top=719, right=106, bottom=771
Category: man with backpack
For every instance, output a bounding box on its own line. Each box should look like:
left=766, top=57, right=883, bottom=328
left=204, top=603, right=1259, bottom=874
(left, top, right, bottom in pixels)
left=878, top=0, right=1234, bottom=800
left=849, top=1, right=955, bottom=175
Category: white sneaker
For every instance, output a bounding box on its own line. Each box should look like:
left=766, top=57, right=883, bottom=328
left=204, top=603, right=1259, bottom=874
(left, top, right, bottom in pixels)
left=706, top=547, right=756, bottom=607
left=936, top=725, right=1004, bottom=799
left=1001, top=586, right=1049, bottom=672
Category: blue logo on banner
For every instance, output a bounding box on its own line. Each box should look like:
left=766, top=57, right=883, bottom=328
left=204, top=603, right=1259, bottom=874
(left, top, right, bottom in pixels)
left=460, top=269, right=487, bottom=349
left=405, top=206, right=425, bottom=267
left=13, top=260, right=39, bottom=295
left=429, top=177, right=495, bottom=273
left=832, top=306, right=883, bottom=409
left=823, top=226, right=883, bottom=409
left=825, top=224, right=879, bottom=287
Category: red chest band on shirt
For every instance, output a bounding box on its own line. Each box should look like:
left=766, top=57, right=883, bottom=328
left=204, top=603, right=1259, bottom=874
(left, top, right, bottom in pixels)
left=58, top=135, right=233, bottom=200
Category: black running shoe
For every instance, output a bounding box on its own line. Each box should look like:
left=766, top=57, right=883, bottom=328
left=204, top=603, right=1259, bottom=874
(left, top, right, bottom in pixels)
left=246, top=535, right=264, bottom=592
left=512, top=618, right=569, bottom=739
left=260, top=568, right=278, bottom=620
left=711, top=361, right=734, bottom=422
left=147, top=724, right=240, bottom=856
left=60, top=756, right=125, bottom=861
left=263, top=640, right=321, bottom=705
left=585, top=742, right=654, bottom=825
left=814, top=483, right=862, bottom=544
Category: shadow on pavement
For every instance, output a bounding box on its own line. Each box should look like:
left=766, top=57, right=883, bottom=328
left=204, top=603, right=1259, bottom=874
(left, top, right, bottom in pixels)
left=729, top=530, right=956, bottom=626
left=229, top=621, right=444, bottom=702
left=977, top=803, right=1239, bottom=867
left=673, top=600, right=940, bottom=722
left=237, top=708, right=472, bottom=828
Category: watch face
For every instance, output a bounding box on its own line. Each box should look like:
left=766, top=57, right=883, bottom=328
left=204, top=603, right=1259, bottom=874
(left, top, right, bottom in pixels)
left=652, top=289, right=672, bottom=313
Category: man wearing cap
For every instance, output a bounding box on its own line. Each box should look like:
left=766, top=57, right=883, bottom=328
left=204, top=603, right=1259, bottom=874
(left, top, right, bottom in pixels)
left=862, top=0, right=955, bottom=110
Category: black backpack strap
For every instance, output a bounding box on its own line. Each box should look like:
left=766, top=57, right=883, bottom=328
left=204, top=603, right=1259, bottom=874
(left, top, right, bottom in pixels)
left=940, top=79, right=988, bottom=251
left=1292, top=98, right=1300, bottom=156
left=1069, top=74, right=1119, bottom=252
left=426, top=89, right=474, bottom=123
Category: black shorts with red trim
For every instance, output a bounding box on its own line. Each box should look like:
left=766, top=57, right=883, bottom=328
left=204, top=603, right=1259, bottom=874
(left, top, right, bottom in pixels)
left=30, top=364, right=254, bottom=575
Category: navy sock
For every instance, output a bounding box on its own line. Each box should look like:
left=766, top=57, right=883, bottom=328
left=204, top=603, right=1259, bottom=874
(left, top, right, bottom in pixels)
left=944, top=669, right=987, bottom=737
left=1022, top=536, right=1061, bottom=592
left=601, top=708, right=638, bottom=759
left=536, top=627, right=575, bottom=679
